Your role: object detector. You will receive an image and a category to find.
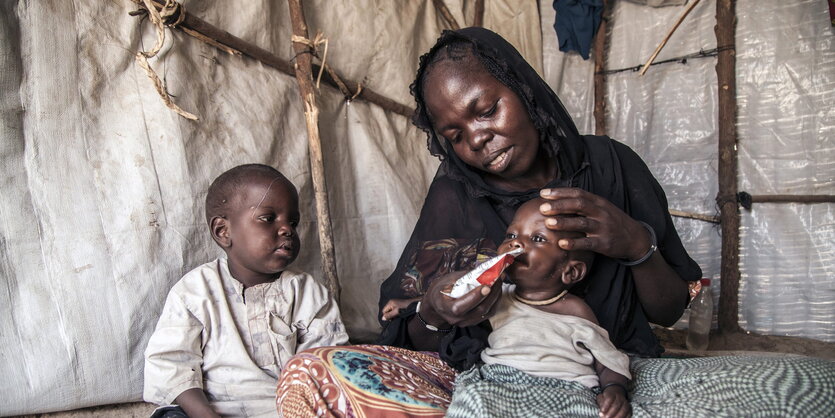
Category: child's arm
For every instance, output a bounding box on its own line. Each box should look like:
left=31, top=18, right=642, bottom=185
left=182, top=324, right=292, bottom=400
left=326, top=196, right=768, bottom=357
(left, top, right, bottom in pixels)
left=381, top=297, right=422, bottom=321
left=175, top=388, right=221, bottom=418
left=293, top=276, right=350, bottom=353
left=594, top=361, right=631, bottom=418
left=567, top=298, right=632, bottom=418
left=144, top=291, right=208, bottom=411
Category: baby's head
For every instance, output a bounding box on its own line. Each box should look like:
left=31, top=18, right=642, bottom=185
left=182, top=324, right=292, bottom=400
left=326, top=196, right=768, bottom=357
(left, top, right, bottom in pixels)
left=205, top=164, right=300, bottom=283
left=498, top=197, right=594, bottom=294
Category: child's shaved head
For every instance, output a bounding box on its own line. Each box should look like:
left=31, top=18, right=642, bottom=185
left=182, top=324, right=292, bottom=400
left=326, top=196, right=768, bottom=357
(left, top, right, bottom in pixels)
left=205, top=164, right=294, bottom=224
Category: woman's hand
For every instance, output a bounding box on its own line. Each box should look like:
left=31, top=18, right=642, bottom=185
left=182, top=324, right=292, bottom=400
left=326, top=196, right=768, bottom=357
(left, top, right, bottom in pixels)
left=540, top=187, right=689, bottom=326
left=538, top=188, right=651, bottom=261
left=419, top=270, right=503, bottom=329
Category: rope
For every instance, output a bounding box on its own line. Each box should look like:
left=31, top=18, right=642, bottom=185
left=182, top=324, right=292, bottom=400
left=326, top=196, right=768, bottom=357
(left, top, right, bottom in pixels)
left=350, top=82, right=362, bottom=101
left=596, top=46, right=735, bottom=76
left=293, top=31, right=362, bottom=102
left=291, top=31, right=328, bottom=89
left=135, top=0, right=198, bottom=120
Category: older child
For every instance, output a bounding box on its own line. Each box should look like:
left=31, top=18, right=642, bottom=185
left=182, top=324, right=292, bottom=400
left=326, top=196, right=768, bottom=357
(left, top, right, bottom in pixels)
left=144, top=164, right=348, bottom=418
left=447, top=197, right=631, bottom=418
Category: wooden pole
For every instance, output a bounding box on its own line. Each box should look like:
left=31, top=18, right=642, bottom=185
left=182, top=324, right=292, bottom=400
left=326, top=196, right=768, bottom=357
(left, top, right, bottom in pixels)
left=286, top=0, right=340, bottom=301
left=639, top=0, right=702, bottom=76
left=473, top=0, right=485, bottom=27
left=715, top=0, right=740, bottom=333
left=669, top=209, right=720, bottom=224
left=749, top=194, right=835, bottom=204
left=432, top=0, right=461, bottom=30
left=130, top=0, right=413, bottom=118
left=592, top=0, right=611, bottom=135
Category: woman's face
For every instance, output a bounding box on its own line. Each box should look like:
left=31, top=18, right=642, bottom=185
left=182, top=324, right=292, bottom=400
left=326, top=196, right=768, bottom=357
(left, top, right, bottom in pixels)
left=422, top=58, right=546, bottom=189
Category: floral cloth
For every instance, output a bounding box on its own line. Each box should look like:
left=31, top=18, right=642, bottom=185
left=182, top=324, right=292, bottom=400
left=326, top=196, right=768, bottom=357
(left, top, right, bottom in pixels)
left=276, top=345, right=456, bottom=417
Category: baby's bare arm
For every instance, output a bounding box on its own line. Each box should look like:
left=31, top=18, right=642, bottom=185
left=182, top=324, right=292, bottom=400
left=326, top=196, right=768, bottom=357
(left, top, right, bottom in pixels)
left=595, top=361, right=631, bottom=418
left=381, top=296, right=422, bottom=321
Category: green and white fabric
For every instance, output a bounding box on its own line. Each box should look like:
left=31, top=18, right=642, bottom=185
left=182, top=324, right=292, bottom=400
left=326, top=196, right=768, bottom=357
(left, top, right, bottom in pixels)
left=447, top=355, right=835, bottom=417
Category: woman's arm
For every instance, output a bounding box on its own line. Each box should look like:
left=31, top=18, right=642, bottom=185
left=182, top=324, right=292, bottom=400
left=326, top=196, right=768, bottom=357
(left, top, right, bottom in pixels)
left=628, top=249, right=689, bottom=326
left=379, top=176, right=504, bottom=350
left=538, top=187, right=689, bottom=326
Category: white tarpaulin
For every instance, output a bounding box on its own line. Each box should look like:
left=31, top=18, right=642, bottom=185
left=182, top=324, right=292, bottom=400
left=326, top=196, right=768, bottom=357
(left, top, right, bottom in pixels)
left=0, top=0, right=832, bottom=414
left=541, top=0, right=834, bottom=337
left=0, top=0, right=542, bottom=414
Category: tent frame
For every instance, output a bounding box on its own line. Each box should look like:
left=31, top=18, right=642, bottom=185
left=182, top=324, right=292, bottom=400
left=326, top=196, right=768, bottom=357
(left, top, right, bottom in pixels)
left=130, top=0, right=834, bottom=357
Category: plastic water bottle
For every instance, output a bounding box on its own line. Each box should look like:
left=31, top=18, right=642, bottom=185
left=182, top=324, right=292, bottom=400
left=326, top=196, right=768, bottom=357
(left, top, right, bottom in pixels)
left=686, top=278, right=713, bottom=351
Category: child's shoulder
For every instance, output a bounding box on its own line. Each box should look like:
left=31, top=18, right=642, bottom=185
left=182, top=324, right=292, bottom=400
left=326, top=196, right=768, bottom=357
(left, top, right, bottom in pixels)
left=277, top=268, right=331, bottom=295
left=558, top=295, right=599, bottom=324
left=169, top=258, right=227, bottom=294
left=533, top=294, right=598, bottom=324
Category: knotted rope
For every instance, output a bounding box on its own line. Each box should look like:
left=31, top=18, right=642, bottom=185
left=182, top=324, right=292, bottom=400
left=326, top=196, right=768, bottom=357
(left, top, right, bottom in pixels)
left=292, top=31, right=362, bottom=102
left=135, top=0, right=198, bottom=120
left=291, top=31, right=329, bottom=89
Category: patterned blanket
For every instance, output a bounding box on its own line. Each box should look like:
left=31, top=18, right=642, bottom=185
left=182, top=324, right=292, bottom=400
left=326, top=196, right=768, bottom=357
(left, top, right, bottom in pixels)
left=276, top=345, right=835, bottom=417
left=448, top=355, right=835, bottom=417
left=276, top=345, right=455, bottom=417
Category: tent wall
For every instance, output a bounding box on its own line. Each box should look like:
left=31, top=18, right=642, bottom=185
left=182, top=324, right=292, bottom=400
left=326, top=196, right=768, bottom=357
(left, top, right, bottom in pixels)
left=541, top=0, right=834, bottom=338
left=0, top=0, right=542, bottom=414
left=0, top=0, right=832, bottom=415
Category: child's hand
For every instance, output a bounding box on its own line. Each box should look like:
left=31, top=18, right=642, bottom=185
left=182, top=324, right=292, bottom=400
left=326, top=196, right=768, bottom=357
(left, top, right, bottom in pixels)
left=381, top=297, right=421, bottom=321
left=596, top=384, right=631, bottom=418
left=381, top=300, right=403, bottom=321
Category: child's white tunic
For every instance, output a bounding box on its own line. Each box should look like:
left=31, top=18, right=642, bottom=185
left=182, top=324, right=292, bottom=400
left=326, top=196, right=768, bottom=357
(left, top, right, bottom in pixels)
left=482, top=285, right=631, bottom=388
left=144, top=257, right=348, bottom=417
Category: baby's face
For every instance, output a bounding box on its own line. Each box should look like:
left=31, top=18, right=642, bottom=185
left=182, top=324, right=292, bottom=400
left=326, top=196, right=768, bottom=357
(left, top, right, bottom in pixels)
left=498, top=198, right=573, bottom=292
left=225, top=175, right=301, bottom=282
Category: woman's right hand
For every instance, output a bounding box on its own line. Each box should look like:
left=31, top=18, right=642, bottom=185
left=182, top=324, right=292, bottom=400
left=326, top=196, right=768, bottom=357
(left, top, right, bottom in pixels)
left=418, top=270, right=503, bottom=328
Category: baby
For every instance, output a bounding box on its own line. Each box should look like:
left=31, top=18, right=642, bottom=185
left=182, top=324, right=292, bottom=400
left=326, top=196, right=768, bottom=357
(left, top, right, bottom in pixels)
left=144, top=164, right=348, bottom=418
left=451, top=197, right=632, bottom=418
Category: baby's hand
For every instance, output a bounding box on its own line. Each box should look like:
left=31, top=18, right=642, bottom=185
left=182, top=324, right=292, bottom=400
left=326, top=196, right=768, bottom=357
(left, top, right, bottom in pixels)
left=381, top=297, right=420, bottom=321
left=596, top=384, right=631, bottom=418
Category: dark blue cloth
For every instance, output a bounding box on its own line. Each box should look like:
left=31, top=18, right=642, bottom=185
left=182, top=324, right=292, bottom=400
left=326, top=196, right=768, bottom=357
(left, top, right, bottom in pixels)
left=149, top=405, right=189, bottom=418
left=553, top=0, right=604, bottom=60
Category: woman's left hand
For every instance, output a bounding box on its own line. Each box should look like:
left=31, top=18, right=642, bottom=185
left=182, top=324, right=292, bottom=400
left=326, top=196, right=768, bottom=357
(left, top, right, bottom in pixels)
left=538, top=188, right=651, bottom=261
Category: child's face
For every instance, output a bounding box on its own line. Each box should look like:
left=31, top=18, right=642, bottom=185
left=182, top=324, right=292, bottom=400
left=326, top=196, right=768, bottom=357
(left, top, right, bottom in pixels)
left=224, top=175, right=300, bottom=283
left=498, top=198, right=574, bottom=293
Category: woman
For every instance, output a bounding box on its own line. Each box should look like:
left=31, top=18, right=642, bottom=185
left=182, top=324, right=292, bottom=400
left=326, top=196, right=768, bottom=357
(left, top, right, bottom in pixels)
left=377, top=27, right=700, bottom=371
left=276, top=28, right=835, bottom=418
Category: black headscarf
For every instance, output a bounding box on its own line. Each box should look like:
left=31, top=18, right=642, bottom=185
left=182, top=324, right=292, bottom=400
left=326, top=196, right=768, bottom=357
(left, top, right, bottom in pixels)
left=411, top=27, right=586, bottom=206
left=378, top=28, right=701, bottom=370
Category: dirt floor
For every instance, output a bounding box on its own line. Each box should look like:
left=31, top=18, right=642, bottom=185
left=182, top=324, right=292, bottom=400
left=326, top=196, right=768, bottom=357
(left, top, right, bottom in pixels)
left=13, top=403, right=156, bottom=418
left=654, top=328, right=835, bottom=360
left=14, top=329, right=834, bottom=417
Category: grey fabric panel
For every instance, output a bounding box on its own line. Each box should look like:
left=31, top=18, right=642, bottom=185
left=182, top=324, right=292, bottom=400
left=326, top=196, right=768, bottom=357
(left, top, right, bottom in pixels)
left=0, top=0, right=542, bottom=414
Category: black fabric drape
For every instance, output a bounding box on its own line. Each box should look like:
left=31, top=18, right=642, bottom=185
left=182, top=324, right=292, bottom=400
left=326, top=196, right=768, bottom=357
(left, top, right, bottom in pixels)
left=378, top=28, right=701, bottom=371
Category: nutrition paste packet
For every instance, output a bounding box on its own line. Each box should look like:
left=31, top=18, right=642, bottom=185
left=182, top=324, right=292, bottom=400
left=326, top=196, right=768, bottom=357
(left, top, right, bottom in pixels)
left=443, top=247, right=524, bottom=298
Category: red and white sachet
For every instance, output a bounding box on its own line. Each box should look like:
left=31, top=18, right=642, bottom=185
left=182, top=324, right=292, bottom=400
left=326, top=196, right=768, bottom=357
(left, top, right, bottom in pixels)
left=443, top=247, right=524, bottom=298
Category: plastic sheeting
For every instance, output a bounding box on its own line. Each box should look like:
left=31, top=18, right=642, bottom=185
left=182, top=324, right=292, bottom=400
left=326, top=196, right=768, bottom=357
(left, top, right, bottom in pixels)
left=0, top=0, right=543, bottom=414
left=541, top=0, right=834, bottom=337
left=735, top=0, right=835, bottom=341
